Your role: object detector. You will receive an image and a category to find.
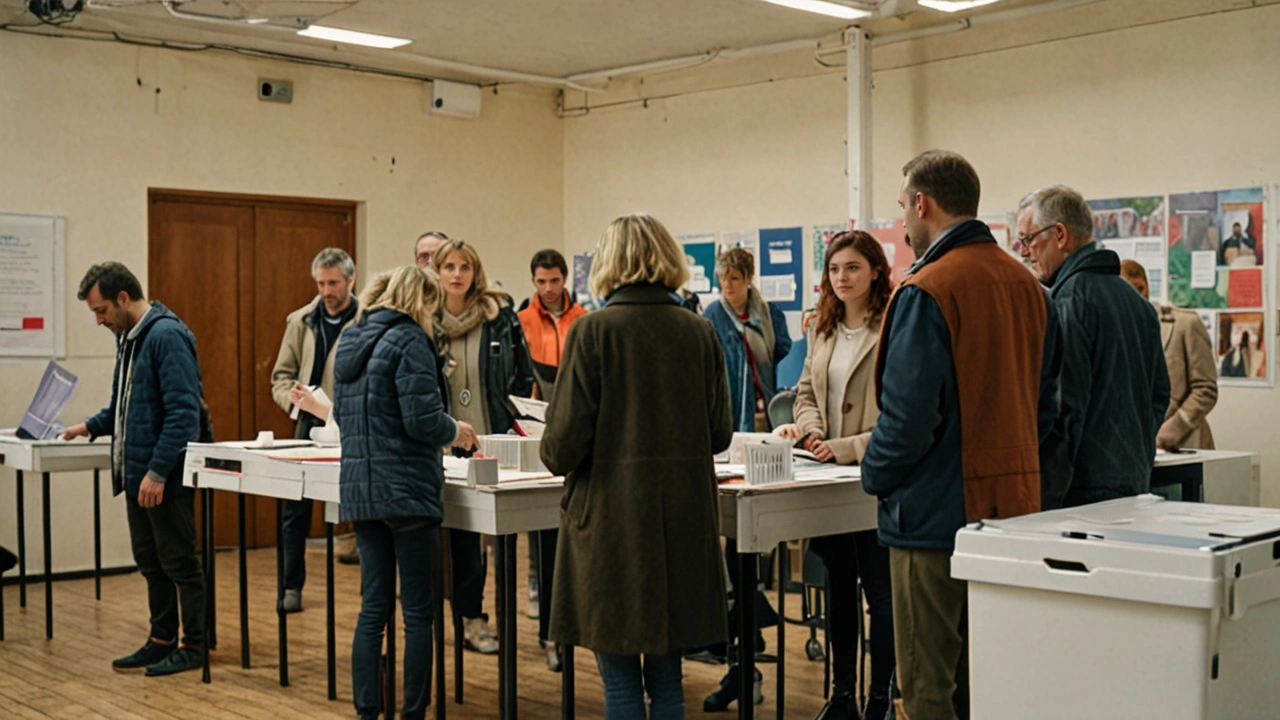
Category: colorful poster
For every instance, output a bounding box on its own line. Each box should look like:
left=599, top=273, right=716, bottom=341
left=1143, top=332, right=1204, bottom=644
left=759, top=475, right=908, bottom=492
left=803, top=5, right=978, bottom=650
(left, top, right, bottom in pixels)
left=812, top=224, right=846, bottom=273
left=571, top=253, right=596, bottom=308
left=758, top=227, right=803, bottom=312
left=1227, top=267, right=1263, bottom=308
left=1169, top=188, right=1265, bottom=308
left=1088, top=196, right=1166, bottom=301
left=1217, top=312, right=1266, bottom=379
left=866, top=218, right=914, bottom=285
left=678, top=233, right=718, bottom=296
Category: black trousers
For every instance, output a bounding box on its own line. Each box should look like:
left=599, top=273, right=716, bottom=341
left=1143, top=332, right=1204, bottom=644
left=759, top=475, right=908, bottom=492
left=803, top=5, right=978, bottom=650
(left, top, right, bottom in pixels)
left=532, top=528, right=558, bottom=643
left=449, top=529, right=487, bottom=619
left=126, top=483, right=206, bottom=649
left=281, top=498, right=314, bottom=591
left=810, top=529, right=894, bottom=699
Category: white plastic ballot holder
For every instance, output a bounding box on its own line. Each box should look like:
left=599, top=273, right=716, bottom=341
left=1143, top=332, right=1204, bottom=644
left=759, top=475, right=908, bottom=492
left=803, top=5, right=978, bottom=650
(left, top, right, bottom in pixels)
left=952, top=495, right=1280, bottom=720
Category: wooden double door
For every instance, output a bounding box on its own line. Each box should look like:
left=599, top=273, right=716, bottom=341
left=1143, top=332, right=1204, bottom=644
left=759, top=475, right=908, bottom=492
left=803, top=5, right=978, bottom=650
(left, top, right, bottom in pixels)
left=148, top=189, right=356, bottom=547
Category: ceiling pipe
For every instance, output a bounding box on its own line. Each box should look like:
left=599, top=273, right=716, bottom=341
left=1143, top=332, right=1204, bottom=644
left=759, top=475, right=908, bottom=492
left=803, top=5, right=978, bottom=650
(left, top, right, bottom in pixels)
left=872, top=0, right=1104, bottom=45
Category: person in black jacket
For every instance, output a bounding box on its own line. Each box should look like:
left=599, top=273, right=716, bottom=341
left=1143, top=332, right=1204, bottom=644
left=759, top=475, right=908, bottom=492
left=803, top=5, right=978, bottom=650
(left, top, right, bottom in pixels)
left=334, top=265, right=478, bottom=720
left=1018, top=184, right=1170, bottom=508
left=432, top=238, right=536, bottom=653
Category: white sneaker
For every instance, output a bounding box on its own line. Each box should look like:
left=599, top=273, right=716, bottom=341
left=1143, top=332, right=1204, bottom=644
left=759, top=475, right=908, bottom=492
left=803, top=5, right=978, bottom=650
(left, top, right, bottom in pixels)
left=528, top=575, right=540, bottom=619
left=546, top=644, right=562, bottom=673
left=463, top=616, right=499, bottom=654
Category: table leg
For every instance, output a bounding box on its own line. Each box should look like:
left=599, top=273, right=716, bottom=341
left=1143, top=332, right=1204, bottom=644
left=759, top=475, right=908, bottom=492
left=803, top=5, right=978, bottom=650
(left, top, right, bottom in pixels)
left=17, top=469, right=25, bottom=609
left=239, top=494, right=250, bottom=669
left=276, top=499, right=289, bottom=687
left=776, top=543, right=787, bottom=720
left=495, top=533, right=518, bottom=720
left=202, top=487, right=213, bottom=684
left=737, top=550, right=757, bottom=720
left=327, top=522, right=336, bottom=701
left=561, top=644, right=575, bottom=720
left=435, top=536, right=446, bottom=720
left=93, top=469, right=102, bottom=601
left=42, top=472, right=52, bottom=640
left=454, top=600, right=464, bottom=703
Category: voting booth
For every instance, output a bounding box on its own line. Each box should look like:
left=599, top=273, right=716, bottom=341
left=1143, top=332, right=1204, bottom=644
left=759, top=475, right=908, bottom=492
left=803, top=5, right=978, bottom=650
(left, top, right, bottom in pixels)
left=952, top=495, right=1280, bottom=720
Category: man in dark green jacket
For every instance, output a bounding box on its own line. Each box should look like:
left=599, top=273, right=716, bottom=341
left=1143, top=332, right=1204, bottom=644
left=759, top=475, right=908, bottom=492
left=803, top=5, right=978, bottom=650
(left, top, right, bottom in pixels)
left=1018, top=185, right=1171, bottom=508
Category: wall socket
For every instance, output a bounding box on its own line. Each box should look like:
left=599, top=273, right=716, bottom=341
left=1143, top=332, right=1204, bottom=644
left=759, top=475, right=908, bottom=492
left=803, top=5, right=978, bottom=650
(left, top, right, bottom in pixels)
left=258, top=78, right=292, bottom=103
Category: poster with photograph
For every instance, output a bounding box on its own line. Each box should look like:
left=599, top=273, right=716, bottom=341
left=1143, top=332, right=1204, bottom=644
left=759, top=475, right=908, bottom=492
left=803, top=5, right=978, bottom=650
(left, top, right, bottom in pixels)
left=1087, top=196, right=1167, bottom=301
left=812, top=224, right=846, bottom=274
left=678, top=233, right=718, bottom=296
left=866, top=218, right=914, bottom=285
left=1169, top=188, right=1265, bottom=308
left=1217, top=311, right=1266, bottom=380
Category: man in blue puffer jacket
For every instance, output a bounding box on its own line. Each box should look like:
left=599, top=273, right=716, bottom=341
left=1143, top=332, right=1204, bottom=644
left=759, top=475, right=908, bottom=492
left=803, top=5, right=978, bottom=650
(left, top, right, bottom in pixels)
left=62, top=262, right=206, bottom=678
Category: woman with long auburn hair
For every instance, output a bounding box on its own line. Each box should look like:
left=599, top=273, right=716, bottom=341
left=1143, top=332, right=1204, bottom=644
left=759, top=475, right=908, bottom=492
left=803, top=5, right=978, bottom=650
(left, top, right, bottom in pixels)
left=775, top=230, right=896, bottom=720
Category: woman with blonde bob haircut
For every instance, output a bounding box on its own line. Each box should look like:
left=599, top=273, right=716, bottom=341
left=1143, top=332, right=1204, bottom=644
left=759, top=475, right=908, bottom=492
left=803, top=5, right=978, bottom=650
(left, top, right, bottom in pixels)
left=588, top=213, right=690, bottom=299
left=543, top=213, right=732, bottom=720
left=334, top=265, right=478, bottom=720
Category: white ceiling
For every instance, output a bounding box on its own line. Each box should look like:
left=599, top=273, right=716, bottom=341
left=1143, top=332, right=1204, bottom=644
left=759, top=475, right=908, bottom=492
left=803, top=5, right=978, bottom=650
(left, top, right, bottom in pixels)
left=0, top=0, right=1089, bottom=86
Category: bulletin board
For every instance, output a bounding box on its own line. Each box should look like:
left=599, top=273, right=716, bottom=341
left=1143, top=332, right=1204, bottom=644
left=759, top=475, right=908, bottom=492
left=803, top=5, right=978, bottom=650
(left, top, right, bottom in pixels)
left=0, top=212, right=66, bottom=358
left=1088, top=187, right=1274, bottom=388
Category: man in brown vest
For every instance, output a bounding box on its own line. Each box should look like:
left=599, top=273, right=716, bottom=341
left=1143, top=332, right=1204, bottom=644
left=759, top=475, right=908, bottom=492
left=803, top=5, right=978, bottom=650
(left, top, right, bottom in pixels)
left=862, top=151, right=1061, bottom=720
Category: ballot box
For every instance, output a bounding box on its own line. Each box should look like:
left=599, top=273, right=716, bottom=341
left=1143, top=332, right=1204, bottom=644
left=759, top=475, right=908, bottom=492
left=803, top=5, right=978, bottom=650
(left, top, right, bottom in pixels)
left=951, top=495, right=1280, bottom=720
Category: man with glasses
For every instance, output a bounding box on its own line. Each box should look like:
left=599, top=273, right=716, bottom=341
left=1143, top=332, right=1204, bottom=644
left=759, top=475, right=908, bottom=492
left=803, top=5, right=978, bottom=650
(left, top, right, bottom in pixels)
left=1017, top=185, right=1169, bottom=510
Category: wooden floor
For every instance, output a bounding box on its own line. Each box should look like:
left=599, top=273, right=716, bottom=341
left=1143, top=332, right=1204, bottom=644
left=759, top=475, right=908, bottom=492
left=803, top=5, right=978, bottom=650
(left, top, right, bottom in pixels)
left=0, top=540, right=840, bottom=719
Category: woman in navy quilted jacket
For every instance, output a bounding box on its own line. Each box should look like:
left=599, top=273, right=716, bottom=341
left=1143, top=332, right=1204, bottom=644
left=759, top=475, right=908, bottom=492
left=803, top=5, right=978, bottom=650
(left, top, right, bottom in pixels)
left=334, top=265, right=478, bottom=720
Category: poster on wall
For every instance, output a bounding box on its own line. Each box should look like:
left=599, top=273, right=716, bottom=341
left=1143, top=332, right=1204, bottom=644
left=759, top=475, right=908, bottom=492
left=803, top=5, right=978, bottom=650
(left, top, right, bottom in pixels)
left=1087, top=196, right=1167, bottom=301
left=1217, top=311, right=1266, bottom=379
left=866, top=218, right=914, bottom=285
left=721, top=229, right=759, bottom=256
left=1168, top=187, right=1268, bottom=383
left=812, top=223, right=847, bottom=305
left=571, top=253, right=597, bottom=309
left=678, top=233, right=719, bottom=296
left=0, top=213, right=66, bottom=358
left=758, top=227, right=803, bottom=312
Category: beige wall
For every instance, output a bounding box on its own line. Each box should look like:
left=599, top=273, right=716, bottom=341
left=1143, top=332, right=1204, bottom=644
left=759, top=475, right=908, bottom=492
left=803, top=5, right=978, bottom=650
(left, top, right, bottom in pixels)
left=562, top=0, right=1280, bottom=503
left=0, top=33, right=563, bottom=573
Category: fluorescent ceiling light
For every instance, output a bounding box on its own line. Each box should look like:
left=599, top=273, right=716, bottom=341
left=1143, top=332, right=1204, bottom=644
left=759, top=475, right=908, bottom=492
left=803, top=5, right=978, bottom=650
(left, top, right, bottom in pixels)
left=918, top=0, right=1002, bottom=11
left=760, top=0, right=873, bottom=20
left=297, top=25, right=412, bottom=49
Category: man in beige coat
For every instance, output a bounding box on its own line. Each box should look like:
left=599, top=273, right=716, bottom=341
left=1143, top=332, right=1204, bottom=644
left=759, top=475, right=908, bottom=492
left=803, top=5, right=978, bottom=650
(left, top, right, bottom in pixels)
left=270, top=248, right=359, bottom=610
left=1120, top=260, right=1217, bottom=448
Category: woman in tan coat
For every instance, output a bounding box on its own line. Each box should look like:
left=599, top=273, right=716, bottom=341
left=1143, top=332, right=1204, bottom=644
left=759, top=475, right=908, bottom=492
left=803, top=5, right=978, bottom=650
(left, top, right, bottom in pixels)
left=776, top=230, right=895, bottom=720
left=542, top=213, right=733, bottom=720
left=1120, top=260, right=1218, bottom=449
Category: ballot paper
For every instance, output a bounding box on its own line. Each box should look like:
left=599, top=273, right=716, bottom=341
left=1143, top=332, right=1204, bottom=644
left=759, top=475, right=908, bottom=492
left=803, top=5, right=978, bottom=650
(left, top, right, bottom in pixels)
left=509, top=395, right=548, bottom=422
left=290, top=386, right=331, bottom=421
left=18, top=361, right=77, bottom=440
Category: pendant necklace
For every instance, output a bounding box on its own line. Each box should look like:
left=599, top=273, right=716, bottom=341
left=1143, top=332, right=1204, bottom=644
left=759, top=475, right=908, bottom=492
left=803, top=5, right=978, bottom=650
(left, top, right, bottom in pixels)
left=458, top=332, right=473, bottom=407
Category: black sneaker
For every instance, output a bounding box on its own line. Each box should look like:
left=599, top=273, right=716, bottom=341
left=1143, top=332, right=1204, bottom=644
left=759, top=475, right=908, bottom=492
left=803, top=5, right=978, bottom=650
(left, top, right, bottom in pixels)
left=112, top=640, right=176, bottom=672
left=145, top=646, right=203, bottom=677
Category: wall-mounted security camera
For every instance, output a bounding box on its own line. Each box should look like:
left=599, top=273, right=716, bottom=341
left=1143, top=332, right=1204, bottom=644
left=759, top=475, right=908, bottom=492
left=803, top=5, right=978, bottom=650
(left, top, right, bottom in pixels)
left=258, top=78, right=293, bottom=104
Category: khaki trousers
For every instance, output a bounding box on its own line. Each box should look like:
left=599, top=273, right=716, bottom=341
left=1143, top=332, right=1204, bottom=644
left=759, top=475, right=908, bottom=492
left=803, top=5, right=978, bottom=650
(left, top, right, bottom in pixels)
left=889, top=547, right=969, bottom=720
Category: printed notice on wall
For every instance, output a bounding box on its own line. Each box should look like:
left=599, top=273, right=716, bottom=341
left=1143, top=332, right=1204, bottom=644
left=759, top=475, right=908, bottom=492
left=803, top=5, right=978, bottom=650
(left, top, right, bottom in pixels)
left=0, top=213, right=65, bottom=358
left=1190, top=251, right=1217, bottom=289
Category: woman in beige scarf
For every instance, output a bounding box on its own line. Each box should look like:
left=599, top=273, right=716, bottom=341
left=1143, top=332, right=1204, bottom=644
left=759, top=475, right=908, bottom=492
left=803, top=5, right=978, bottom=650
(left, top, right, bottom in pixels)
left=432, top=239, right=536, bottom=655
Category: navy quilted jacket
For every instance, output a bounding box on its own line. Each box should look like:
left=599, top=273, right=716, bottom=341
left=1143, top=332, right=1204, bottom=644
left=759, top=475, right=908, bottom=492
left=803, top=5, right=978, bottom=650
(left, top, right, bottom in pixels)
left=334, top=308, right=457, bottom=523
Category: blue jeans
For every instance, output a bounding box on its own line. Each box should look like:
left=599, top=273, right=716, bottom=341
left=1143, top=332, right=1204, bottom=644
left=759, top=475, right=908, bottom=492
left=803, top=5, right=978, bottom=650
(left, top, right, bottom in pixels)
left=353, top=518, right=440, bottom=720
left=594, top=650, right=685, bottom=720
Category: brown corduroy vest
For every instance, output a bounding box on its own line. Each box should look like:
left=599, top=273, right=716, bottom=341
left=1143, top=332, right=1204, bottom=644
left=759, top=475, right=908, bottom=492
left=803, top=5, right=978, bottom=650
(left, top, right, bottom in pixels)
left=892, top=241, right=1047, bottom=521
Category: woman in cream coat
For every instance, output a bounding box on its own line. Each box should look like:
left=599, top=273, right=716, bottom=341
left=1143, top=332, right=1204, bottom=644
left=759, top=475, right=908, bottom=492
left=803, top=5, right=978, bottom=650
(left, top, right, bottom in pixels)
left=777, top=230, right=895, bottom=720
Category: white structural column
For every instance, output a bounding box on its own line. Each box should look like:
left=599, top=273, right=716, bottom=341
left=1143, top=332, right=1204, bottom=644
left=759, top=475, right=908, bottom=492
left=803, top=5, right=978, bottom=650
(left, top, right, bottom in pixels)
left=846, top=26, right=873, bottom=227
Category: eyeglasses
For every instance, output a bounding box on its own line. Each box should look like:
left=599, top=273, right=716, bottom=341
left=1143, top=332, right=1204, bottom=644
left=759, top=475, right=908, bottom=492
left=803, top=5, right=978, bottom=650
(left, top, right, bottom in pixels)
left=1016, top=224, right=1058, bottom=248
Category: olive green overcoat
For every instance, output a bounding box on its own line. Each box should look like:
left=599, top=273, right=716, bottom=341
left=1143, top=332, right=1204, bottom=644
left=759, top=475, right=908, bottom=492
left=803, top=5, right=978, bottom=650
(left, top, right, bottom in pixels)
left=541, top=283, right=733, bottom=655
